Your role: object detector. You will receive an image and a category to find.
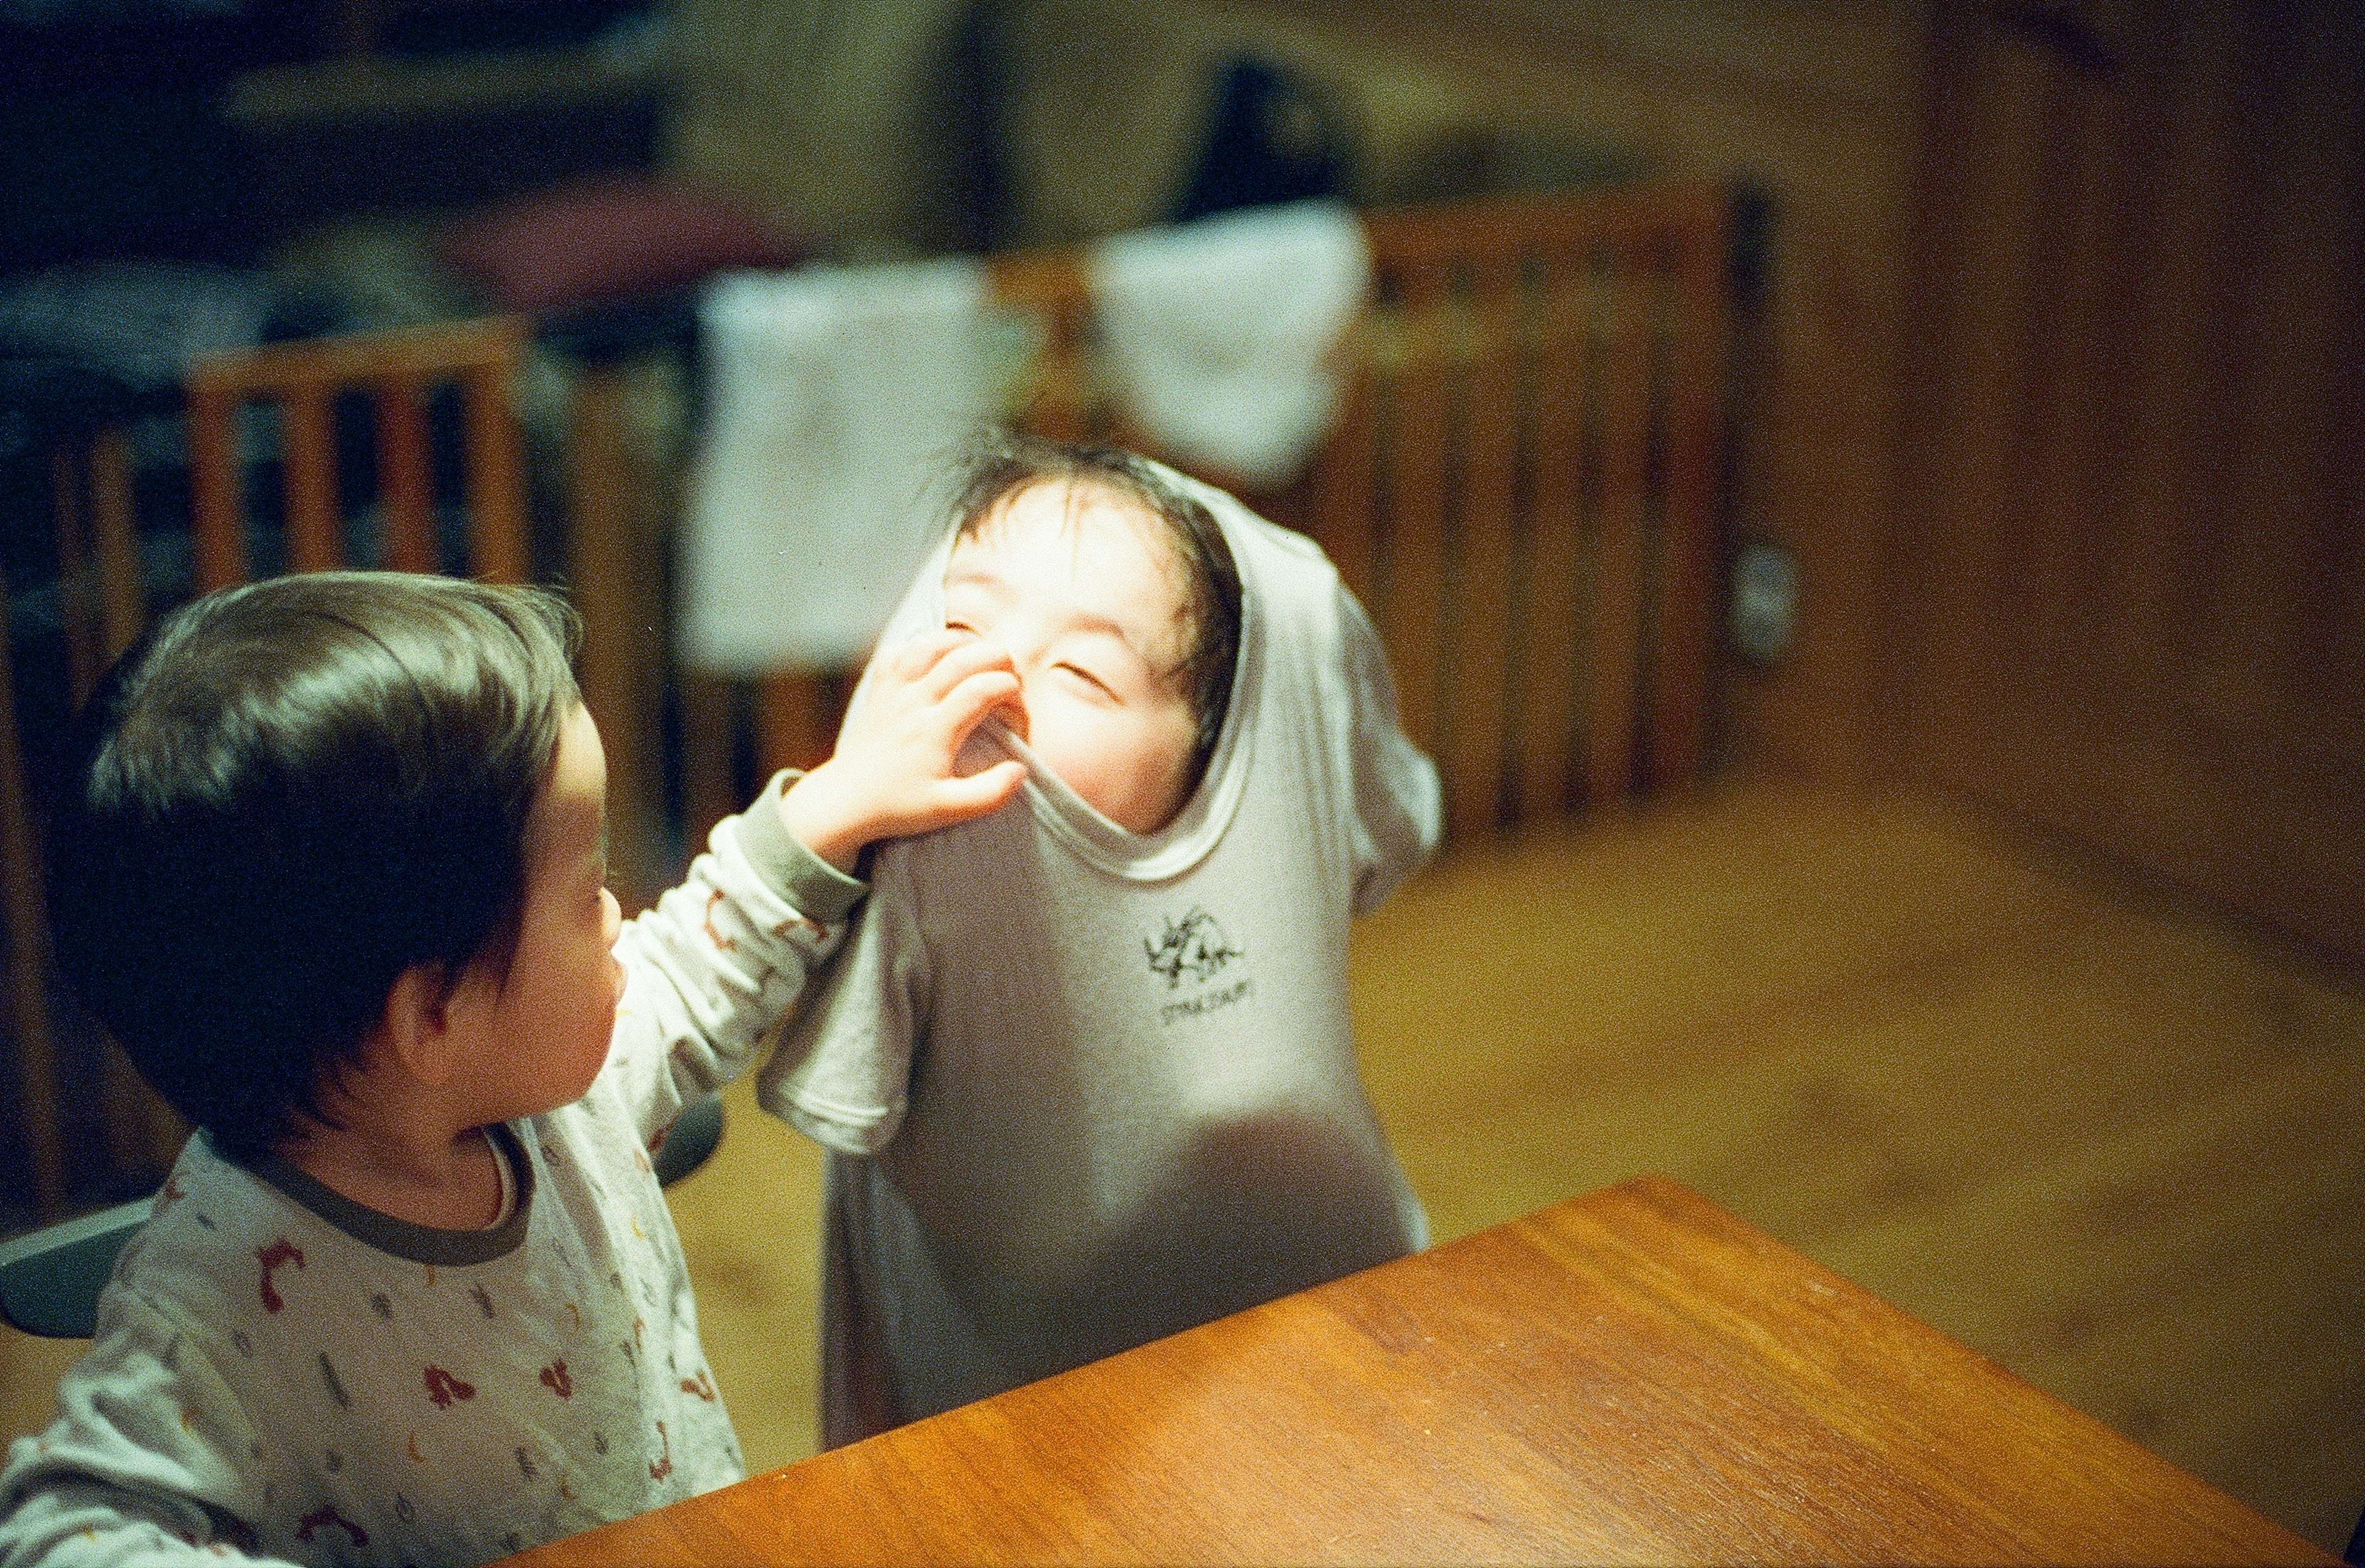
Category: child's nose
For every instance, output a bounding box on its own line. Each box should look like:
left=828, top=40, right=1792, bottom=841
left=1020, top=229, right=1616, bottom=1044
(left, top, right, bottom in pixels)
left=600, top=886, right=622, bottom=945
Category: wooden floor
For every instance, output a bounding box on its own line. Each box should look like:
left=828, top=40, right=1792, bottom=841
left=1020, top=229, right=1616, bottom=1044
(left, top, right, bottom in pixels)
left=4, top=783, right=2359, bottom=1552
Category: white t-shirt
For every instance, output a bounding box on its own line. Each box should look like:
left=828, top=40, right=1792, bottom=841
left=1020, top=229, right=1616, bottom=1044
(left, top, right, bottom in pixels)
left=759, top=472, right=1441, bottom=1445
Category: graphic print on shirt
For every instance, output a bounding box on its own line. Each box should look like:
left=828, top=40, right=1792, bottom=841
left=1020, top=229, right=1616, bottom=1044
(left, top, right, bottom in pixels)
left=702, top=888, right=736, bottom=951
left=295, top=1505, right=367, bottom=1548
left=423, top=1365, right=477, bottom=1408
left=649, top=1420, right=673, bottom=1481
left=1142, top=906, right=1253, bottom=1025
left=256, top=1239, right=303, bottom=1312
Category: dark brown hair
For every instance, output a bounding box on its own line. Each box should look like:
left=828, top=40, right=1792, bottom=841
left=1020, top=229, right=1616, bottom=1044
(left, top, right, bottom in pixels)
left=46, top=572, right=581, bottom=1163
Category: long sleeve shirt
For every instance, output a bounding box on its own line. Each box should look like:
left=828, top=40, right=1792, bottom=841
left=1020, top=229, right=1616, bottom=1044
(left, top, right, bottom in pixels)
left=0, top=773, right=862, bottom=1567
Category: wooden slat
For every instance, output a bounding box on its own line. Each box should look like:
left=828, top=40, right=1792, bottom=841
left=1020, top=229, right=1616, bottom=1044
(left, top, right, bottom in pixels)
left=87, top=426, right=145, bottom=665
left=756, top=671, right=843, bottom=778
left=374, top=371, right=437, bottom=573
left=47, top=448, right=98, bottom=701
left=279, top=386, right=342, bottom=573
left=185, top=383, right=248, bottom=591
left=1361, top=182, right=1729, bottom=273
left=1511, top=268, right=1590, bottom=822
left=196, top=315, right=525, bottom=394
left=188, top=316, right=535, bottom=591
left=461, top=359, right=530, bottom=584
left=567, top=366, right=663, bottom=908
left=678, top=673, right=742, bottom=862
left=989, top=249, right=1095, bottom=443
left=1649, top=224, right=1730, bottom=790
left=1304, top=358, right=1380, bottom=605
left=1440, top=257, right=1521, bottom=837
left=0, top=568, right=67, bottom=1220
left=2202, top=18, right=2337, bottom=732
left=1585, top=257, right=1651, bottom=802
left=1378, top=266, right=1450, bottom=761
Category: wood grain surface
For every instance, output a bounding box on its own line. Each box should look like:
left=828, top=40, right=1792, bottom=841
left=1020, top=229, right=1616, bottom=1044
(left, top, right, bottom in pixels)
left=502, top=1174, right=2326, bottom=1567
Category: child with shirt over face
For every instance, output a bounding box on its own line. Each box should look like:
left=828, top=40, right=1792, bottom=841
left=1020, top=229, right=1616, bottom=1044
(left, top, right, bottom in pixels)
left=759, top=434, right=1440, bottom=1446
left=0, top=572, right=1025, bottom=1566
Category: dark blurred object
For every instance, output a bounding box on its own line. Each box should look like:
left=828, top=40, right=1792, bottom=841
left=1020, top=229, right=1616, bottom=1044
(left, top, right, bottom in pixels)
left=0, top=262, right=320, bottom=413
left=0, top=0, right=654, bottom=86
left=0, top=262, right=340, bottom=809
left=232, top=68, right=670, bottom=245
left=368, top=0, right=650, bottom=57
left=437, top=175, right=806, bottom=318
left=1377, top=127, right=1645, bottom=211
left=0, top=90, right=257, bottom=272
left=0, top=0, right=315, bottom=91
left=1173, top=57, right=1351, bottom=224
left=3, top=0, right=671, bottom=269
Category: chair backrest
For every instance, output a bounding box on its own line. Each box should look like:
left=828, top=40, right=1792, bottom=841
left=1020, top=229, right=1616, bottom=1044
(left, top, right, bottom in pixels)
left=182, top=314, right=668, bottom=910
left=0, top=1195, right=153, bottom=1339
left=184, top=316, right=533, bottom=589
left=0, top=570, right=69, bottom=1221
left=2, top=318, right=544, bottom=1227
left=729, top=182, right=1731, bottom=844
left=8, top=419, right=185, bottom=1222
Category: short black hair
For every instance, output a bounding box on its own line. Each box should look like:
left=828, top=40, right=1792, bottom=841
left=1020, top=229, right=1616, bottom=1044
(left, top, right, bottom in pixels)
left=950, top=432, right=1242, bottom=772
left=45, top=572, right=581, bottom=1165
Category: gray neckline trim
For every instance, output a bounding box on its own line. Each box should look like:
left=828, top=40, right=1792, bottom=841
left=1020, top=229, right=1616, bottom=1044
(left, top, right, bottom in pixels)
left=247, top=1122, right=535, bottom=1266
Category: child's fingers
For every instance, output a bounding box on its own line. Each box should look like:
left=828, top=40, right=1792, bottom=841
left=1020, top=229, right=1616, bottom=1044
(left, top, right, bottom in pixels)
left=936, top=666, right=1023, bottom=735
left=934, top=759, right=1026, bottom=818
left=883, top=627, right=966, bottom=679
left=913, top=634, right=1017, bottom=698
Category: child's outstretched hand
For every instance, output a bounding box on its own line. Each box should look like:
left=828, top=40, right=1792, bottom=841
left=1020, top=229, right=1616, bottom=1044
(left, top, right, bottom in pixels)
left=778, top=630, right=1028, bottom=871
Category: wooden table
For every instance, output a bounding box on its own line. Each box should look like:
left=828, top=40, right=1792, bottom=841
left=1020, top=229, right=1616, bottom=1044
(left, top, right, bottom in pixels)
left=504, top=1175, right=2331, bottom=1566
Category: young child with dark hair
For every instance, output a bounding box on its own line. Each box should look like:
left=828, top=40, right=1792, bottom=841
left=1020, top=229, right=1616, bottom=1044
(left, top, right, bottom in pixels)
left=0, top=571, right=1023, bottom=1566
left=760, top=435, right=1440, bottom=1445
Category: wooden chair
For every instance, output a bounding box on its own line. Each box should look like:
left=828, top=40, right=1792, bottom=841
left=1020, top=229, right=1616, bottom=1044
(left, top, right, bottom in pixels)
left=184, top=315, right=533, bottom=590
left=715, top=181, right=1731, bottom=844
left=185, top=315, right=663, bottom=909
left=6, top=410, right=182, bottom=1219
left=2, top=315, right=679, bottom=1233
left=1, top=567, right=70, bottom=1221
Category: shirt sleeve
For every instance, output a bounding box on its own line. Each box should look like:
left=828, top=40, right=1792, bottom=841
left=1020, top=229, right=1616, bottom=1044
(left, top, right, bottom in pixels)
left=0, top=1298, right=292, bottom=1567
left=600, top=769, right=869, bottom=1146
left=754, top=843, right=929, bottom=1157
left=1336, top=581, right=1442, bottom=915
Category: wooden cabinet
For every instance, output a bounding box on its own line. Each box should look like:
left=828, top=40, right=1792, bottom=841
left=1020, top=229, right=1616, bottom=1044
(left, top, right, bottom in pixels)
left=1887, top=0, right=2365, bottom=963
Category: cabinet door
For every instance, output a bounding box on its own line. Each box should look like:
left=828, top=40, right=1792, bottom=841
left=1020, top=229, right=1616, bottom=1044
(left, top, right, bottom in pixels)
left=1891, top=0, right=2365, bottom=961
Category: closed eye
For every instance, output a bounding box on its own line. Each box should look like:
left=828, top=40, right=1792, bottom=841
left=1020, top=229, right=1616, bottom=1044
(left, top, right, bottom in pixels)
left=1055, top=662, right=1115, bottom=697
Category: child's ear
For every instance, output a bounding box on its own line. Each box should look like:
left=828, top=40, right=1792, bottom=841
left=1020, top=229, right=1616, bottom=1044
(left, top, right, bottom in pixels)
left=378, top=961, right=462, bottom=1088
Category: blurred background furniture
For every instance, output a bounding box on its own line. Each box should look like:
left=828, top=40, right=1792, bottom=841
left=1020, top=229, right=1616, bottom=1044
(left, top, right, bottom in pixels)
left=712, top=182, right=1728, bottom=849
left=185, top=315, right=531, bottom=585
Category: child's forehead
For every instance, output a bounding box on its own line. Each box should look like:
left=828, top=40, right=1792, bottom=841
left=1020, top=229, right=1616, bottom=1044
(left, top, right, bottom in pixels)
left=525, top=705, right=607, bottom=857
left=955, top=477, right=1182, bottom=584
